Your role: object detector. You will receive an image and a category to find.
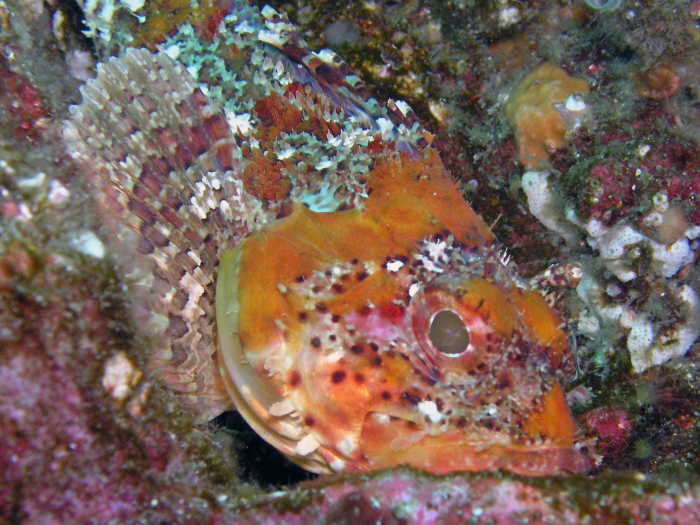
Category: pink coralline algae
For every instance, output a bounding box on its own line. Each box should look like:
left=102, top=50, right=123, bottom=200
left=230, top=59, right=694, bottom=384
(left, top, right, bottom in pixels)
left=583, top=140, right=700, bottom=227
left=585, top=162, right=639, bottom=222
left=0, top=247, right=224, bottom=524
left=248, top=472, right=700, bottom=524
left=584, top=407, right=633, bottom=460
left=0, top=57, right=51, bottom=140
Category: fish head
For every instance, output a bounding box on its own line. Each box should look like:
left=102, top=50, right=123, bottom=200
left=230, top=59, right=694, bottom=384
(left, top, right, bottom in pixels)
left=216, top=205, right=589, bottom=476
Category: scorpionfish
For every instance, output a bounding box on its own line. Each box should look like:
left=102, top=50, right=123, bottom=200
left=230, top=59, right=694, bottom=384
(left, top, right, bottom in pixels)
left=64, top=3, right=589, bottom=475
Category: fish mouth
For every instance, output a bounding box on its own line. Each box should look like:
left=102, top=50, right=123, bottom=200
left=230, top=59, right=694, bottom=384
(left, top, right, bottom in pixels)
left=355, top=379, right=591, bottom=476
left=358, top=410, right=591, bottom=476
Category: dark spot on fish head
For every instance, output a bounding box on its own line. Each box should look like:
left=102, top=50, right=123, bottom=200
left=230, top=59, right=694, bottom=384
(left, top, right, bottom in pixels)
left=350, top=344, right=364, bottom=355
left=402, top=392, right=421, bottom=405
left=289, top=371, right=302, bottom=387
left=331, top=370, right=346, bottom=384
left=496, top=371, right=513, bottom=389
left=357, top=304, right=372, bottom=316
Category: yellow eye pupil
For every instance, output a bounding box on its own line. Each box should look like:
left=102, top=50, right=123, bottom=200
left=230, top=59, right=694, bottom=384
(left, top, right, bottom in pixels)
left=429, top=310, right=470, bottom=355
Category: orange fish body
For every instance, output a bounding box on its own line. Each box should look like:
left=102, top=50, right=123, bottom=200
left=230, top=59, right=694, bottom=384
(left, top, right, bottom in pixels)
left=67, top=4, right=589, bottom=475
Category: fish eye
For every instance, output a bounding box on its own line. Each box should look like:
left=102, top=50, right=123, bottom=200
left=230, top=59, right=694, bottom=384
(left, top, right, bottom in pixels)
left=429, top=309, right=470, bottom=356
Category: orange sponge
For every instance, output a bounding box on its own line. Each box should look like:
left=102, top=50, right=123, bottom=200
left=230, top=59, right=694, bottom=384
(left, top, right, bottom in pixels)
left=506, top=64, right=589, bottom=168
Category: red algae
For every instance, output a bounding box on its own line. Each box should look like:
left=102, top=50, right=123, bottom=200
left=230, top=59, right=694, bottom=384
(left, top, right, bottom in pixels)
left=584, top=407, right=633, bottom=459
